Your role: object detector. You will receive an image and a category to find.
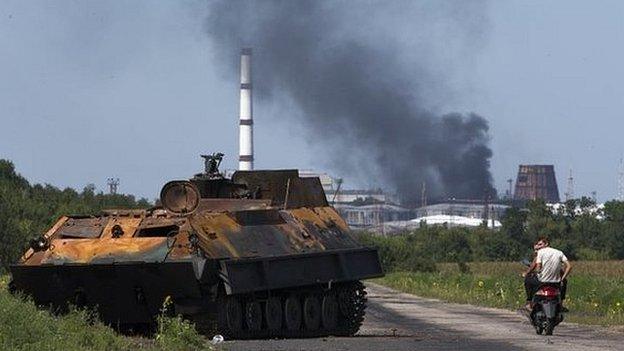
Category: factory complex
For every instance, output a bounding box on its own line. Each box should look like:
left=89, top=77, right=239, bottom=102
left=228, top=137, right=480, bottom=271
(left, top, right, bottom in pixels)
left=232, top=48, right=583, bottom=233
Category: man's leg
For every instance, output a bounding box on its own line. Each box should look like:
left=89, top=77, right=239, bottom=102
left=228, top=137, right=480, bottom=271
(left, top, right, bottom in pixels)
left=524, top=275, right=533, bottom=302
left=560, top=279, right=569, bottom=312
left=524, top=274, right=540, bottom=308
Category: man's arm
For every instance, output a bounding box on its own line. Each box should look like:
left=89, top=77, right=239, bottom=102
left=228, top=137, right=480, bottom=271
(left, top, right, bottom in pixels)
left=525, top=250, right=543, bottom=276
left=524, top=257, right=539, bottom=276
left=561, top=260, right=572, bottom=280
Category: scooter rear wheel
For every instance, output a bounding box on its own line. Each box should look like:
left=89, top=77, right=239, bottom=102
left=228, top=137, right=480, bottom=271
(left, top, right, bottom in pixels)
left=535, top=324, right=544, bottom=335
left=544, top=318, right=556, bottom=335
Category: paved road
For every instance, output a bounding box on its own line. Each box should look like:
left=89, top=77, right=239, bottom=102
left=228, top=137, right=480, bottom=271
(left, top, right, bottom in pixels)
left=224, top=283, right=624, bottom=351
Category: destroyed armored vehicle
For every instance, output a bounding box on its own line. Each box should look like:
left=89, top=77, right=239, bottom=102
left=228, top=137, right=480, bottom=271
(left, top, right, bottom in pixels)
left=10, top=154, right=383, bottom=338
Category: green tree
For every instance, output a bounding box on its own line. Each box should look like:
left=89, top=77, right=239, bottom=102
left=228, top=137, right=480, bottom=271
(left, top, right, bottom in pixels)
left=602, top=201, right=624, bottom=259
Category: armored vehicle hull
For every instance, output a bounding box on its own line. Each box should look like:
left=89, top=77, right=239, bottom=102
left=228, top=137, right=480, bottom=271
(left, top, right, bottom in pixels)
left=10, top=156, right=383, bottom=338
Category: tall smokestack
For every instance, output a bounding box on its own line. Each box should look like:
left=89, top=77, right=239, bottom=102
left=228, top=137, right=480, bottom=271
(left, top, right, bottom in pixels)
left=238, top=48, right=253, bottom=170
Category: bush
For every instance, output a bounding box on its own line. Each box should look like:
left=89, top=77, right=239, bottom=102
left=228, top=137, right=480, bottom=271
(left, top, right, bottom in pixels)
left=155, top=297, right=209, bottom=351
left=355, top=232, right=436, bottom=273
left=0, top=277, right=217, bottom=350
left=0, top=277, right=132, bottom=351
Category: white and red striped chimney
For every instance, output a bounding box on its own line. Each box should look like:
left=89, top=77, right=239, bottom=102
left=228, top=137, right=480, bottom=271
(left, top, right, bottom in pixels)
left=238, top=48, right=254, bottom=170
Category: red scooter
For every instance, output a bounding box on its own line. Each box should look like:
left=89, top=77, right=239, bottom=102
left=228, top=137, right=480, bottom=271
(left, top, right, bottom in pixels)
left=530, top=283, right=564, bottom=335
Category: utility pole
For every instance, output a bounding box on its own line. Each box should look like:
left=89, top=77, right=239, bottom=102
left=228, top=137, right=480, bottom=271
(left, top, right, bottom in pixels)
left=483, top=190, right=490, bottom=226
left=331, top=178, right=343, bottom=204
left=618, top=158, right=624, bottom=201
left=107, top=178, right=119, bottom=195
left=421, top=182, right=427, bottom=217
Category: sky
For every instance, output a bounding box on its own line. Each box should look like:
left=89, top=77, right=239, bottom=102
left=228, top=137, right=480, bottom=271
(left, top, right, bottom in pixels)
left=1, top=1, right=623, bottom=202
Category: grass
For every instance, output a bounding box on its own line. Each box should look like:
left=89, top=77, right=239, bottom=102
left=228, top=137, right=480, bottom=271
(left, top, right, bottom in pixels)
left=375, top=261, right=624, bottom=326
left=0, top=276, right=214, bottom=351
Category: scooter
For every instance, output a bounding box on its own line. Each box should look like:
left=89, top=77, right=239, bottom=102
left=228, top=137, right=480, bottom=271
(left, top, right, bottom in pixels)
left=530, top=283, right=564, bottom=335
left=521, top=259, right=565, bottom=335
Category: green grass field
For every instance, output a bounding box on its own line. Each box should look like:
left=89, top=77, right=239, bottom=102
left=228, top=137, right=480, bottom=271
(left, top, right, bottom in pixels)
left=0, top=276, right=211, bottom=351
left=375, top=261, right=624, bottom=326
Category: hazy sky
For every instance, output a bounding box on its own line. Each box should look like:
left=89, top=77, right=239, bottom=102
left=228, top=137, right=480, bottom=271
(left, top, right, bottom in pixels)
left=1, top=1, right=623, bottom=201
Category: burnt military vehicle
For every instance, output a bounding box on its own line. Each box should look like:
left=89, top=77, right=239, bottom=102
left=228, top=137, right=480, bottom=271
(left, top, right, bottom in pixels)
left=10, top=154, right=383, bottom=338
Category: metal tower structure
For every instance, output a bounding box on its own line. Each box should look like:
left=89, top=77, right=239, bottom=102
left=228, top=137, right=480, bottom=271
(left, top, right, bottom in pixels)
left=107, top=178, right=119, bottom=195
left=618, top=158, right=624, bottom=201
left=564, top=169, right=574, bottom=201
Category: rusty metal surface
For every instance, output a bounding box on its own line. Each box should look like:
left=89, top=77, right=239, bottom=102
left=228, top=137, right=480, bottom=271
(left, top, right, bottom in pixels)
left=184, top=205, right=359, bottom=260
left=17, top=169, right=370, bottom=266
left=220, top=247, right=382, bottom=294
left=197, top=198, right=271, bottom=212
left=18, top=211, right=191, bottom=265
left=160, top=180, right=201, bottom=214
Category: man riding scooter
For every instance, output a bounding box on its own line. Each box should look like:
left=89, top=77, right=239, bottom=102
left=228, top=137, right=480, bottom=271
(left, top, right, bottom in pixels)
left=523, top=237, right=572, bottom=311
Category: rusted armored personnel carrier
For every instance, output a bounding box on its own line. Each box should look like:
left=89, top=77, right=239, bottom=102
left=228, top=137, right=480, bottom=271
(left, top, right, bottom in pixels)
left=10, top=154, right=383, bottom=338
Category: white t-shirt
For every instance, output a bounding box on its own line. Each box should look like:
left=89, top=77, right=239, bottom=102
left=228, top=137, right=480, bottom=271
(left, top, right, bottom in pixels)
left=536, top=247, right=568, bottom=283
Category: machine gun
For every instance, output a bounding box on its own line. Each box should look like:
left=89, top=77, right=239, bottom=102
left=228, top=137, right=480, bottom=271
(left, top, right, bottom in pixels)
left=200, top=152, right=224, bottom=179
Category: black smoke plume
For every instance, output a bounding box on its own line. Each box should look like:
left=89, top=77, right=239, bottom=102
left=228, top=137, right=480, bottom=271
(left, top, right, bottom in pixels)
left=206, top=0, right=496, bottom=204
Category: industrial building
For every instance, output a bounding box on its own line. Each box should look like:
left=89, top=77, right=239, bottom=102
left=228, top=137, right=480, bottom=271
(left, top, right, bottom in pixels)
left=299, top=171, right=388, bottom=204
left=299, top=169, right=510, bottom=230
left=333, top=203, right=413, bottom=228
left=513, top=165, right=560, bottom=203
left=299, top=172, right=406, bottom=227
left=414, top=201, right=509, bottom=220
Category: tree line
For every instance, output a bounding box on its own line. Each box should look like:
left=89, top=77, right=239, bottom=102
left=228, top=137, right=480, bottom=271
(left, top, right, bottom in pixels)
left=0, top=160, right=150, bottom=271
left=356, top=198, right=624, bottom=272
left=2, top=158, right=624, bottom=273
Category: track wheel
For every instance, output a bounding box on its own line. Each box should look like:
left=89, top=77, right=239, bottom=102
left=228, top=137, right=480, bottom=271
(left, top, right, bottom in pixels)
left=284, top=295, right=302, bottom=331
left=321, top=294, right=339, bottom=330
left=303, top=295, right=321, bottom=331
left=265, top=296, right=283, bottom=333
left=218, top=296, right=243, bottom=337
left=335, top=281, right=367, bottom=336
left=245, top=300, right=263, bottom=331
